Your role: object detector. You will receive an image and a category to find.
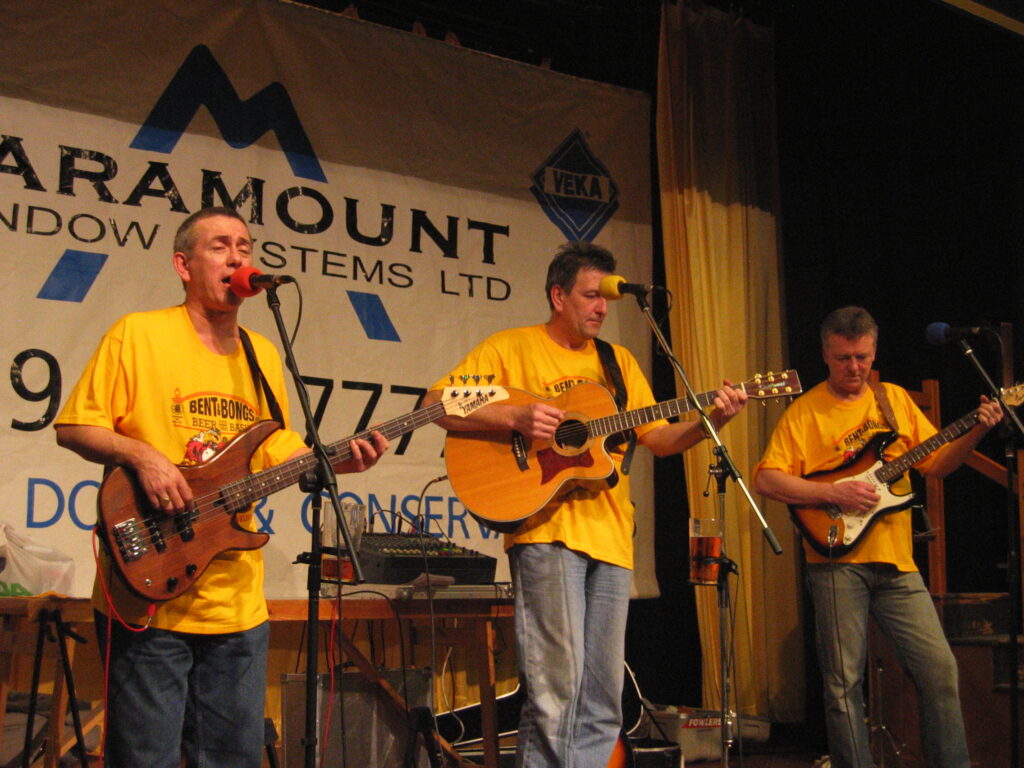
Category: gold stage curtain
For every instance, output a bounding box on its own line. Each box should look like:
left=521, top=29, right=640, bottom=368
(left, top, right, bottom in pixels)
left=657, top=1, right=805, bottom=722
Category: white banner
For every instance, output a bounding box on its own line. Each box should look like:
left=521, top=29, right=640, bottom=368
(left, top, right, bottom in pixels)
left=0, top=0, right=656, bottom=598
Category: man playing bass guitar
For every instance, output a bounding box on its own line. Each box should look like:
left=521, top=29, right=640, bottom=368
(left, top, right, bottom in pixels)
left=54, top=208, right=388, bottom=768
left=753, top=305, right=1002, bottom=768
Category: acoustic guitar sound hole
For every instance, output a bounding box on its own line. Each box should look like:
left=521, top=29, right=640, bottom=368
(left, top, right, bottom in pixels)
left=554, top=419, right=588, bottom=450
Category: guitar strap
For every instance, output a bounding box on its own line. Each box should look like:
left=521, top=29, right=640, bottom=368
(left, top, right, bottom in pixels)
left=595, top=338, right=637, bottom=475
left=868, top=379, right=900, bottom=434
left=238, top=328, right=285, bottom=425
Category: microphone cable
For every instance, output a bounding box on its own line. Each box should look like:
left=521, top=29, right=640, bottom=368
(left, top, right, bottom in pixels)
left=825, top=528, right=867, bottom=768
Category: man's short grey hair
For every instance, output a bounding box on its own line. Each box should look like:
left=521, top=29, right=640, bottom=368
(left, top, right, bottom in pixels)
left=820, top=306, right=878, bottom=346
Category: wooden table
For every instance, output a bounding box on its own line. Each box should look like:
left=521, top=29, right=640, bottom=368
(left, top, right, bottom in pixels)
left=1, top=590, right=514, bottom=768
left=0, top=596, right=97, bottom=768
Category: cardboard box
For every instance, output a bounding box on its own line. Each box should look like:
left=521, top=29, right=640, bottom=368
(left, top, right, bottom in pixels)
left=649, top=708, right=770, bottom=763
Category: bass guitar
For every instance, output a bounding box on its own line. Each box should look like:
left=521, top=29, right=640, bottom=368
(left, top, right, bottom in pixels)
left=789, top=385, right=1021, bottom=557
left=97, top=386, right=507, bottom=601
left=445, top=371, right=801, bottom=528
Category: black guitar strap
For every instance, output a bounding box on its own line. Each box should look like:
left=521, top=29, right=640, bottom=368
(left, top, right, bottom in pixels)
left=595, top=337, right=637, bottom=475
left=239, top=328, right=285, bottom=425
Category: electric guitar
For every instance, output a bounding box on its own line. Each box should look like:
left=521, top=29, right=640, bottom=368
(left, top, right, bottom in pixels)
left=789, top=385, right=1021, bottom=557
left=445, top=371, right=801, bottom=528
left=97, top=386, right=507, bottom=601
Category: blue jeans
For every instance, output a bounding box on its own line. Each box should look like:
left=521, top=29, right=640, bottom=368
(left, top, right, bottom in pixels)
left=806, top=563, right=969, bottom=768
left=96, top=612, right=269, bottom=768
left=509, top=543, right=632, bottom=768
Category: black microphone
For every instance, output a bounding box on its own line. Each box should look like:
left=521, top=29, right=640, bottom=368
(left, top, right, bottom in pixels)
left=598, top=274, right=660, bottom=300
left=229, top=266, right=295, bottom=298
left=925, top=322, right=990, bottom=346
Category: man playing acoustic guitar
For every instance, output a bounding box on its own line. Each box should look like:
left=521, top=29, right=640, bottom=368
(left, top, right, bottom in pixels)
left=422, top=241, right=747, bottom=768
left=54, top=207, right=388, bottom=768
left=753, top=306, right=1002, bottom=768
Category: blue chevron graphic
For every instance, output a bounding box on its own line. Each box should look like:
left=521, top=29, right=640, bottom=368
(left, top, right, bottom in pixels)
left=346, top=291, right=401, bottom=342
left=130, top=45, right=326, bottom=182
left=37, top=250, right=108, bottom=302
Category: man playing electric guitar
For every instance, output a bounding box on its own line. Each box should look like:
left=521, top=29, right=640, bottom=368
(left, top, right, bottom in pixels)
left=753, top=306, right=1002, bottom=768
left=421, top=241, right=747, bottom=768
left=54, top=208, right=388, bottom=768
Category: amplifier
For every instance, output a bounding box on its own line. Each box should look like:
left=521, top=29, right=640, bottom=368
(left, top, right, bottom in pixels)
left=280, top=668, right=433, bottom=768
left=331, top=533, right=497, bottom=585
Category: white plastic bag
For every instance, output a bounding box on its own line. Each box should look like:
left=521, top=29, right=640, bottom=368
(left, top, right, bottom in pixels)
left=0, top=523, right=75, bottom=596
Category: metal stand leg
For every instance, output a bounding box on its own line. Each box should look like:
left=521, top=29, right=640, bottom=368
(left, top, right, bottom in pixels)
left=715, top=558, right=738, bottom=768
left=22, top=609, right=90, bottom=768
left=869, top=655, right=912, bottom=767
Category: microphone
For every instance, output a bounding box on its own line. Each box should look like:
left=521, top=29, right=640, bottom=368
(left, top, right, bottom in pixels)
left=598, top=274, right=659, bottom=300
left=229, top=266, right=295, bottom=297
left=925, top=322, right=990, bottom=346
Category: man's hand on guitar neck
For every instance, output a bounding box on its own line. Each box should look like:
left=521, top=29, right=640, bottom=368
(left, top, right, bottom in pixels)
left=928, top=394, right=1003, bottom=478
left=975, top=395, right=1003, bottom=431
left=708, top=379, right=748, bottom=430
left=332, top=431, right=389, bottom=474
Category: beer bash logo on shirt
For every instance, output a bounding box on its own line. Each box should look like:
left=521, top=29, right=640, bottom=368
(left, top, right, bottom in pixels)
left=171, top=389, right=259, bottom=463
left=546, top=377, right=591, bottom=396
left=838, top=417, right=888, bottom=461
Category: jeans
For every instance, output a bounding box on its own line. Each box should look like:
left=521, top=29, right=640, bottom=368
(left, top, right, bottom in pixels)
left=509, top=543, right=632, bottom=768
left=96, top=612, right=269, bottom=768
left=806, top=563, right=969, bottom=768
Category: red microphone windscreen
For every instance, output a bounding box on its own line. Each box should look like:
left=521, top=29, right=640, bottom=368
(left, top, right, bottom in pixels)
left=229, top=266, right=263, bottom=298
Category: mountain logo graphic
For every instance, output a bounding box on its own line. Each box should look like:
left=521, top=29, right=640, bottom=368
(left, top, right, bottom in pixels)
left=130, top=45, right=326, bottom=182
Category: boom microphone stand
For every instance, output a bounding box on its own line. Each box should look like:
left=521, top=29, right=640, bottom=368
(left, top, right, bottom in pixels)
left=704, top=458, right=740, bottom=766
left=256, top=282, right=365, bottom=768
left=953, top=334, right=1021, bottom=768
left=623, top=287, right=782, bottom=767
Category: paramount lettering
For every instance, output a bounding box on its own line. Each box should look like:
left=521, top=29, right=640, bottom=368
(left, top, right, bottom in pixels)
left=0, top=136, right=510, bottom=264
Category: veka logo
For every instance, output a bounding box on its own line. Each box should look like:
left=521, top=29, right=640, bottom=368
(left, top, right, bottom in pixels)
left=530, top=128, right=619, bottom=242
left=130, top=44, right=326, bottom=182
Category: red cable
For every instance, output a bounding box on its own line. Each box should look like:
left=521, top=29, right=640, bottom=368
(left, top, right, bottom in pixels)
left=91, top=528, right=155, bottom=761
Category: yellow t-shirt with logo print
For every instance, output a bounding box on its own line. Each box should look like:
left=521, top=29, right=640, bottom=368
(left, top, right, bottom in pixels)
left=432, top=324, right=668, bottom=569
left=754, top=380, right=942, bottom=570
left=56, top=304, right=306, bottom=633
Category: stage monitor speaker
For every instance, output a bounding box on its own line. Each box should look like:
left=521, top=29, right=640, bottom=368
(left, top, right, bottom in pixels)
left=280, top=667, right=433, bottom=768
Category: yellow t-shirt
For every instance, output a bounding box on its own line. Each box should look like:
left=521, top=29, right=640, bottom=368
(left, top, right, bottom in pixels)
left=431, top=324, right=668, bottom=569
left=55, top=305, right=306, bottom=633
left=753, top=380, right=941, bottom=570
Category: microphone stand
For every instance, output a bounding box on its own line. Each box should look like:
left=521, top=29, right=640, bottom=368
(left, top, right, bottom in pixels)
left=955, top=336, right=1021, bottom=768
left=626, top=291, right=783, bottom=768
left=256, top=283, right=365, bottom=768
left=627, top=291, right=783, bottom=552
left=706, top=459, right=740, bottom=767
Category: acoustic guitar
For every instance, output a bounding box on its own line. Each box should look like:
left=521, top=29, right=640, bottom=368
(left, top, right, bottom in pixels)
left=789, top=385, right=1021, bottom=557
left=97, top=386, right=507, bottom=601
left=445, top=371, right=801, bottom=528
